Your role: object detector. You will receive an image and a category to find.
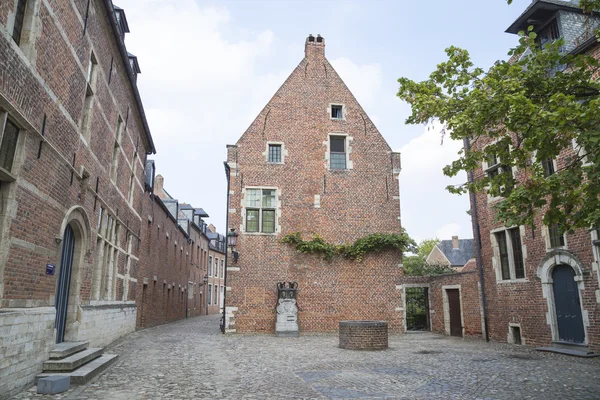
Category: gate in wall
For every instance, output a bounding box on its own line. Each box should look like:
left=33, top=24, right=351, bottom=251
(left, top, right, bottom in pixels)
left=405, top=287, right=430, bottom=331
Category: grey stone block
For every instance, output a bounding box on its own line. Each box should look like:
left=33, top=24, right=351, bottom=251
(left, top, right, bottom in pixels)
left=37, top=376, right=70, bottom=394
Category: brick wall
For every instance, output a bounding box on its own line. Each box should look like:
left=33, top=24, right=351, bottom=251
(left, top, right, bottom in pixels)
left=468, top=42, right=600, bottom=351
left=225, top=36, right=403, bottom=333
left=339, top=320, right=388, bottom=350
left=0, top=1, right=153, bottom=396
left=136, top=194, right=208, bottom=329
left=398, top=271, right=484, bottom=338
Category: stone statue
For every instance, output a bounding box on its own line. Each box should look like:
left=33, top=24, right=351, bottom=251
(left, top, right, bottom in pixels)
left=276, top=282, right=299, bottom=337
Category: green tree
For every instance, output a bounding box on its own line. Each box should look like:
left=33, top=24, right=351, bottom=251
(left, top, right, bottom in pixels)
left=397, top=2, right=600, bottom=232
left=403, top=238, right=455, bottom=276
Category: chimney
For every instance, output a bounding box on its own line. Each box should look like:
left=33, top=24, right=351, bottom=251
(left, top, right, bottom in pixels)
left=305, top=34, right=325, bottom=59
left=155, top=174, right=164, bottom=194
left=452, top=236, right=459, bottom=249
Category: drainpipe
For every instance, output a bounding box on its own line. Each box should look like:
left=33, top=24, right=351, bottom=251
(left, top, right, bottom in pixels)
left=221, top=161, right=231, bottom=334
left=464, top=137, right=490, bottom=342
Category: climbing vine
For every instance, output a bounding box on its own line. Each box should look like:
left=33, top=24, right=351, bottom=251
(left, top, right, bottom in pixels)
left=280, top=232, right=413, bottom=262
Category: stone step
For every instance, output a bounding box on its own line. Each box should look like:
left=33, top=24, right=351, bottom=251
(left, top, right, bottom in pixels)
left=49, top=341, right=89, bottom=360
left=551, top=341, right=589, bottom=351
left=43, top=348, right=104, bottom=372
left=536, top=346, right=599, bottom=358
left=37, top=354, right=119, bottom=384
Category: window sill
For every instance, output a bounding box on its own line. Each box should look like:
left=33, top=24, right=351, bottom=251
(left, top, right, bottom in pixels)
left=330, top=118, right=345, bottom=121
left=486, top=194, right=504, bottom=204
left=547, top=246, right=567, bottom=252
left=243, top=232, right=278, bottom=236
left=267, top=162, right=284, bottom=165
left=0, top=167, right=16, bottom=182
left=497, top=278, right=529, bottom=284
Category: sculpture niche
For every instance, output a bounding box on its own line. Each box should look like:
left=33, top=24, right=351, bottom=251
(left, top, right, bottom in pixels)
left=276, top=282, right=299, bottom=337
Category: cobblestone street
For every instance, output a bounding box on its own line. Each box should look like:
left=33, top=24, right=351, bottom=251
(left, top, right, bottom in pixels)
left=13, top=314, right=600, bottom=400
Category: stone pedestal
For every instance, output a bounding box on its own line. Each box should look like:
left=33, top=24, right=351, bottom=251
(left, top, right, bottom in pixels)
left=275, top=282, right=299, bottom=337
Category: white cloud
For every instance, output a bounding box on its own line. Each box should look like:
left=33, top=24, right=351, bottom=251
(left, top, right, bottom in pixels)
left=330, top=57, right=382, bottom=108
left=399, top=123, right=472, bottom=243
left=123, top=1, right=287, bottom=231
left=435, top=223, right=465, bottom=240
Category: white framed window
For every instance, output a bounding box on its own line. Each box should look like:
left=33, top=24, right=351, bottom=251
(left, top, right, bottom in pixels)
left=208, top=284, right=212, bottom=305
left=81, top=52, right=98, bottom=142
left=328, top=103, right=346, bottom=120
left=491, top=226, right=527, bottom=282
left=220, top=259, right=225, bottom=278
left=482, top=143, right=514, bottom=201
left=214, top=258, right=219, bottom=278
left=544, top=224, right=566, bottom=250
left=263, top=142, right=286, bottom=164
left=326, top=133, right=352, bottom=171
left=243, top=187, right=278, bottom=234
left=268, top=144, right=281, bottom=163
left=593, top=228, right=600, bottom=260
left=220, top=285, right=224, bottom=308
left=213, top=284, right=218, bottom=305
left=541, top=158, right=556, bottom=177
left=208, top=255, right=213, bottom=276
left=572, top=138, right=591, bottom=166
left=0, top=114, right=21, bottom=180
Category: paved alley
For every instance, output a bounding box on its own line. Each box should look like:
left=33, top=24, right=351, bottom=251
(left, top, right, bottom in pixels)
left=12, top=314, right=600, bottom=400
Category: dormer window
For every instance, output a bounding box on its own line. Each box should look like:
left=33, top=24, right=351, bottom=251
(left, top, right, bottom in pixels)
left=537, top=19, right=560, bottom=48
left=113, top=5, right=130, bottom=42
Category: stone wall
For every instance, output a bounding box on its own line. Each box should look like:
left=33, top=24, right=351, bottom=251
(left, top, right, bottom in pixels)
left=0, top=307, right=55, bottom=400
left=75, top=303, right=137, bottom=347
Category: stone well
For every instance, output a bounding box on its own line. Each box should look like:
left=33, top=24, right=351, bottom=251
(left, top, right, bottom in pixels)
left=339, top=320, right=388, bottom=350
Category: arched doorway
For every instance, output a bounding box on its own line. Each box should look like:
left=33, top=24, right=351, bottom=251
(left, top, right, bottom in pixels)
left=54, top=206, right=90, bottom=343
left=55, top=224, right=75, bottom=343
left=552, top=265, right=585, bottom=343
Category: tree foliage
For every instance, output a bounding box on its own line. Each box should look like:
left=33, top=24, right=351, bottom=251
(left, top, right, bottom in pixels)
left=397, top=3, right=600, bottom=232
left=403, top=238, right=455, bottom=277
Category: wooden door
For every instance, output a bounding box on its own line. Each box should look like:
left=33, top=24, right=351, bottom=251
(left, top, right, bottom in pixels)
left=552, top=265, right=585, bottom=343
left=447, top=289, right=462, bottom=337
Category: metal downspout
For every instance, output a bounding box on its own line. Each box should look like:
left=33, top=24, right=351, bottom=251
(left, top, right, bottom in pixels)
left=221, top=162, right=231, bottom=334
left=464, top=137, right=490, bottom=342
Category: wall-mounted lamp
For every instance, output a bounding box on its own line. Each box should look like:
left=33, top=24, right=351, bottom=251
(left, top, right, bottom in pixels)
left=227, top=228, right=239, bottom=263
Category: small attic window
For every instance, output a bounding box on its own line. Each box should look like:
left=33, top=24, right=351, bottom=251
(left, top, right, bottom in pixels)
left=331, top=105, right=343, bottom=120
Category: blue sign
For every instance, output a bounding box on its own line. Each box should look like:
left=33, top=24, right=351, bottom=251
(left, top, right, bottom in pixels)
left=46, top=264, right=55, bottom=275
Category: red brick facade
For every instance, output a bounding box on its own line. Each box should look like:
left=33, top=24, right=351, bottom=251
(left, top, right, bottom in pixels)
left=469, top=43, right=600, bottom=351
left=224, top=35, right=403, bottom=333
left=0, top=1, right=154, bottom=396
left=398, top=271, right=483, bottom=338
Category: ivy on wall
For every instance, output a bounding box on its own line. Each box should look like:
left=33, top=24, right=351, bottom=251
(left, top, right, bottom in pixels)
left=280, top=232, right=412, bottom=262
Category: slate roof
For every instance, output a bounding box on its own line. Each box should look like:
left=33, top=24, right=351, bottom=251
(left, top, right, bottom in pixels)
left=437, top=239, right=475, bottom=267
left=506, top=0, right=594, bottom=33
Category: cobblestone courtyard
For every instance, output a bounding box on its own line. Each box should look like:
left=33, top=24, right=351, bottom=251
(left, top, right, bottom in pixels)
left=13, top=314, right=600, bottom=400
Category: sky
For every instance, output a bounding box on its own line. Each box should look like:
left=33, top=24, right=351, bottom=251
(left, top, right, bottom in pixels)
left=122, top=0, right=531, bottom=243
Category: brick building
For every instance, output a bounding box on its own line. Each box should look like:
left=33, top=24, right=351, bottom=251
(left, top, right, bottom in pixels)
left=223, top=35, right=403, bottom=334
left=136, top=173, right=214, bottom=329
left=0, top=1, right=155, bottom=397
left=469, top=0, right=600, bottom=353
left=206, top=225, right=226, bottom=315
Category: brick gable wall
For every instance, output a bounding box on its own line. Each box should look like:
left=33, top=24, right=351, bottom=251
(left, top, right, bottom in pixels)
left=225, top=36, right=403, bottom=333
